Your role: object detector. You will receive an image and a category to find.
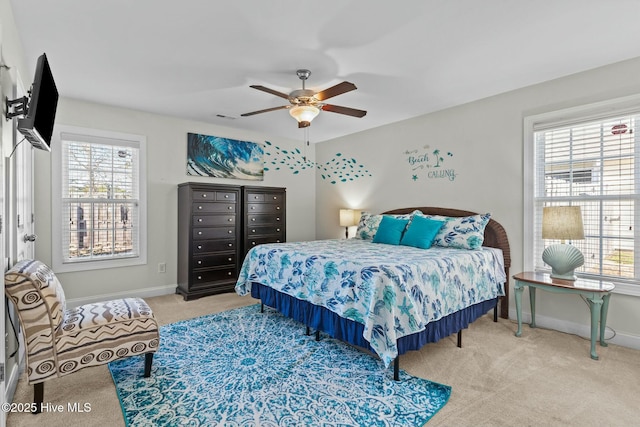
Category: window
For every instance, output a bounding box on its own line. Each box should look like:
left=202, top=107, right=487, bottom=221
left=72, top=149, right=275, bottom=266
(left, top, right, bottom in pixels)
left=525, top=95, right=640, bottom=295
left=52, top=126, right=146, bottom=272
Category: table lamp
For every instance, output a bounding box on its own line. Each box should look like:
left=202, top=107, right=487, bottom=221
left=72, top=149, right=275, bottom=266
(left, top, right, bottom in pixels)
left=339, top=209, right=356, bottom=239
left=541, top=206, right=585, bottom=281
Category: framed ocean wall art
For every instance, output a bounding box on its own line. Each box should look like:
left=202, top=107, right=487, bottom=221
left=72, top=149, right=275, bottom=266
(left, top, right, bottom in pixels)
left=187, top=133, right=264, bottom=180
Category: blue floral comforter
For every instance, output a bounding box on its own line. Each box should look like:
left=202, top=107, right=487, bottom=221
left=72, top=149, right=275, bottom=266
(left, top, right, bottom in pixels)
left=236, top=239, right=506, bottom=367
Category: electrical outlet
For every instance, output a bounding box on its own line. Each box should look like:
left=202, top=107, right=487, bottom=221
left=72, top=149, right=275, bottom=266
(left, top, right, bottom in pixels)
left=158, top=262, right=166, bottom=273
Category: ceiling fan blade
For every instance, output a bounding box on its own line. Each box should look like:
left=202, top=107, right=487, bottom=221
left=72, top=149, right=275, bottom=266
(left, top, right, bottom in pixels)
left=321, top=104, right=367, bottom=118
left=315, top=81, right=357, bottom=101
left=250, top=85, right=290, bottom=100
left=241, top=105, right=289, bottom=117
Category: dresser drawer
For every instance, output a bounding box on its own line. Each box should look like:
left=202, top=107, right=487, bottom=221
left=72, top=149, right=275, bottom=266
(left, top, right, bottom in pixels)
left=246, top=214, right=283, bottom=225
left=247, top=225, right=284, bottom=236
left=193, top=227, right=236, bottom=240
left=246, top=192, right=283, bottom=202
left=192, top=190, right=237, bottom=202
left=193, top=214, right=235, bottom=226
left=247, top=236, right=284, bottom=249
left=193, top=253, right=236, bottom=269
left=193, top=240, right=236, bottom=253
left=192, top=202, right=236, bottom=213
left=190, top=268, right=236, bottom=288
left=246, top=203, right=283, bottom=214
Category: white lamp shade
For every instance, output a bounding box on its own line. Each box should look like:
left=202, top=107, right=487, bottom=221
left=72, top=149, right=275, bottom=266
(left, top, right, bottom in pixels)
left=289, top=105, right=320, bottom=123
left=339, top=209, right=356, bottom=227
left=542, top=206, right=584, bottom=241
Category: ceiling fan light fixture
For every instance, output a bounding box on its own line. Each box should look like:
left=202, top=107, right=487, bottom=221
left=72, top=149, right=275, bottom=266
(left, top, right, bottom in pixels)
left=289, top=104, right=320, bottom=126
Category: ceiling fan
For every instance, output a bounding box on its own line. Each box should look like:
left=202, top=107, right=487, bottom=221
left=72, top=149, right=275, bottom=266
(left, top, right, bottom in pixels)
left=241, top=69, right=367, bottom=128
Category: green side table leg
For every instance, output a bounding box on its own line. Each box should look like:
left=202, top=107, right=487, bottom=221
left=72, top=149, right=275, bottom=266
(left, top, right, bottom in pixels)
left=514, top=281, right=523, bottom=337
left=529, top=286, right=537, bottom=328
left=600, top=293, right=612, bottom=347
left=587, top=294, right=603, bottom=360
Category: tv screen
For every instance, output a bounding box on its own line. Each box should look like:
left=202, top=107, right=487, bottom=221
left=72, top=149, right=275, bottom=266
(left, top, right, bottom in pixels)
left=17, top=53, right=58, bottom=152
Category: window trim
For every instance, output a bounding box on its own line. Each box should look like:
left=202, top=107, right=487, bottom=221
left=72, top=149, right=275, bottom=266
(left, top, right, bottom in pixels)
left=51, top=125, right=147, bottom=272
left=524, top=94, right=640, bottom=297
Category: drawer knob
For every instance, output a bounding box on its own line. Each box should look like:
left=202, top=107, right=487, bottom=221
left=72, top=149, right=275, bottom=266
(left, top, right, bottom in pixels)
left=198, top=218, right=202, bottom=222
left=276, top=217, right=280, bottom=221
left=228, top=257, right=232, bottom=261
left=225, top=195, right=229, bottom=198
left=252, top=242, right=256, bottom=246
left=228, top=243, right=233, bottom=247
left=228, top=230, right=233, bottom=234
left=228, top=206, right=233, bottom=210
left=197, top=245, right=202, bottom=249
left=228, top=218, right=233, bottom=222
left=198, top=260, right=202, bottom=265
left=254, top=196, right=259, bottom=199
left=197, top=276, right=202, bottom=280
left=273, top=196, right=277, bottom=200
left=277, top=228, right=280, bottom=232
left=198, top=231, right=202, bottom=235
left=251, top=206, right=255, bottom=210
left=252, top=229, right=256, bottom=233
left=251, top=218, right=256, bottom=222
left=228, top=272, right=232, bottom=276
left=276, top=206, right=280, bottom=210
left=202, top=194, right=207, bottom=198
left=276, top=240, right=280, bottom=243
left=198, top=206, right=202, bottom=210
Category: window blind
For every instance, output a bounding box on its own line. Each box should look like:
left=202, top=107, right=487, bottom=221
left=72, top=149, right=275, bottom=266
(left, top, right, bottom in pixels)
left=60, top=134, right=140, bottom=263
left=533, top=112, right=639, bottom=283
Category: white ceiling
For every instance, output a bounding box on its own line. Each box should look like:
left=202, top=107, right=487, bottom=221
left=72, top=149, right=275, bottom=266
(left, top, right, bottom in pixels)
left=9, top=0, right=640, bottom=143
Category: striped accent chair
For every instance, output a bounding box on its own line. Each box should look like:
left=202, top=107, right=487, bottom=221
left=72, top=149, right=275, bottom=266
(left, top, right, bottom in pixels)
left=4, top=259, right=159, bottom=413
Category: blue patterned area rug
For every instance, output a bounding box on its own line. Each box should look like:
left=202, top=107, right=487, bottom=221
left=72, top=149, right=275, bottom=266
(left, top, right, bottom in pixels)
left=109, top=304, right=451, bottom=426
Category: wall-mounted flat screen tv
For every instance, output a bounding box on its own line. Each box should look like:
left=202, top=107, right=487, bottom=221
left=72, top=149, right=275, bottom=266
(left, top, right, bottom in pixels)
left=17, top=53, right=58, bottom=151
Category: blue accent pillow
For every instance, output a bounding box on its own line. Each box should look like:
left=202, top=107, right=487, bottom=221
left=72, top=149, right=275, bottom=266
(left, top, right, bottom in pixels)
left=400, top=216, right=446, bottom=249
left=355, top=210, right=421, bottom=240
left=372, top=216, right=409, bottom=245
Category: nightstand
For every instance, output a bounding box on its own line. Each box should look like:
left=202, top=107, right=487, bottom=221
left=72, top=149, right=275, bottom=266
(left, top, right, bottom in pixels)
left=513, top=271, right=614, bottom=360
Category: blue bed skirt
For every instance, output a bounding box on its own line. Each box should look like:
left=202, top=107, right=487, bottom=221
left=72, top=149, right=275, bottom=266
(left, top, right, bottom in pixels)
left=251, top=282, right=497, bottom=356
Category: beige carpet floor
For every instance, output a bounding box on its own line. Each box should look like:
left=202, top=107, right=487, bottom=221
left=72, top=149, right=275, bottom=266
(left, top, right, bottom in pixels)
left=7, top=292, right=640, bottom=426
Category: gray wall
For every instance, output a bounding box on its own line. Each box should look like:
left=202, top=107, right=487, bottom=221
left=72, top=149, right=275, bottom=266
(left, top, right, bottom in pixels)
left=34, top=98, right=316, bottom=302
left=315, top=56, right=640, bottom=349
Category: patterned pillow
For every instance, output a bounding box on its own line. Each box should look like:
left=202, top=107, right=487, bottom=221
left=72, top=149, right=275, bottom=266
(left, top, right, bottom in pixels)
left=355, top=210, right=422, bottom=240
left=354, top=212, right=383, bottom=240
left=418, top=213, right=491, bottom=250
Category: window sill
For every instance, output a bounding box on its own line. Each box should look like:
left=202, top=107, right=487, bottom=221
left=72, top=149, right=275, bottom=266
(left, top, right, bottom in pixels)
left=610, top=282, right=640, bottom=297
left=53, top=255, right=146, bottom=273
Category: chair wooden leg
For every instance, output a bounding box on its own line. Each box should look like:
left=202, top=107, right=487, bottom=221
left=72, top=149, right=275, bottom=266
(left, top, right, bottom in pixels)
left=144, top=352, right=154, bottom=377
left=33, top=383, right=43, bottom=414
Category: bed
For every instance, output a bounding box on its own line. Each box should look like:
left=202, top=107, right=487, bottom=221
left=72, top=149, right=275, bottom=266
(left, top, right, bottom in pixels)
left=235, top=207, right=511, bottom=379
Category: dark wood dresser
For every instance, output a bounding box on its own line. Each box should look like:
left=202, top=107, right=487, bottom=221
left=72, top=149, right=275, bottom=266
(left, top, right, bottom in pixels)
left=243, top=186, right=286, bottom=257
left=177, top=183, right=241, bottom=300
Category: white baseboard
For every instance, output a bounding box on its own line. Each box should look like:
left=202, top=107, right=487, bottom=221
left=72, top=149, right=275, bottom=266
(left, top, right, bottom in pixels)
left=508, top=308, right=640, bottom=351
left=66, top=284, right=177, bottom=308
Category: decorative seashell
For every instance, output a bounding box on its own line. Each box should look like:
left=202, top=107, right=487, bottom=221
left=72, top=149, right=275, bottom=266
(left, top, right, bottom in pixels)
left=542, top=244, right=584, bottom=277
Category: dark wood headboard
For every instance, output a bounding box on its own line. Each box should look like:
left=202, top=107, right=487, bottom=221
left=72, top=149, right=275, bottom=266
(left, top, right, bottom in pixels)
left=383, top=207, right=510, bottom=319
